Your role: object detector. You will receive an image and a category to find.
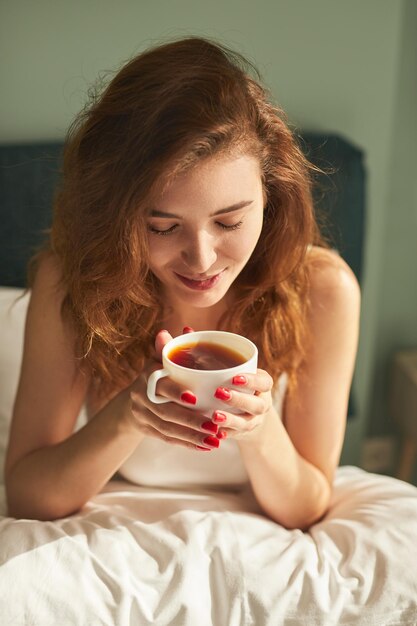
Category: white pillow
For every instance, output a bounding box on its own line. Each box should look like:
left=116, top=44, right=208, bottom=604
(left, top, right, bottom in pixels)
left=0, top=287, right=30, bottom=483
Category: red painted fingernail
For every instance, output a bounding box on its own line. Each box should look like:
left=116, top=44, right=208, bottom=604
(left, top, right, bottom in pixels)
left=196, top=446, right=211, bottom=451
left=214, top=387, right=231, bottom=401
left=232, top=375, right=247, bottom=386
left=217, top=430, right=227, bottom=440
left=212, top=411, right=227, bottom=423
left=181, top=391, right=197, bottom=405
left=183, top=326, right=194, bottom=333
left=203, top=435, right=220, bottom=448
left=201, top=421, right=219, bottom=434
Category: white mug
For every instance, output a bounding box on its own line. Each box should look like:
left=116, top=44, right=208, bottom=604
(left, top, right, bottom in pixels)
left=147, top=330, right=258, bottom=416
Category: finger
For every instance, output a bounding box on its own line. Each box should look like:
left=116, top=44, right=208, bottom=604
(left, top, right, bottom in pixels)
left=229, top=369, right=274, bottom=394
left=133, top=383, right=218, bottom=435
left=142, top=423, right=220, bottom=451
left=132, top=366, right=200, bottom=409
left=210, top=413, right=262, bottom=441
left=146, top=374, right=199, bottom=407
left=213, top=385, right=271, bottom=415
left=137, top=408, right=222, bottom=450
left=215, top=424, right=260, bottom=441
left=212, top=409, right=258, bottom=432
left=155, top=329, right=173, bottom=358
left=182, top=326, right=194, bottom=334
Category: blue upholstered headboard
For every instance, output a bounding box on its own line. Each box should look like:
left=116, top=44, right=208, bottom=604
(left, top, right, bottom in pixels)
left=0, top=133, right=366, bottom=288
left=0, top=133, right=366, bottom=415
left=0, top=142, right=63, bottom=288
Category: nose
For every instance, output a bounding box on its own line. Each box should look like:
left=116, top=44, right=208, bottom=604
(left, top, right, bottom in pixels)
left=181, top=230, right=217, bottom=275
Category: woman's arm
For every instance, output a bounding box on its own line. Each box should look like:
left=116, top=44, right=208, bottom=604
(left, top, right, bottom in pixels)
left=222, top=248, right=361, bottom=529
left=5, top=256, right=226, bottom=520
left=4, top=255, right=145, bottom=520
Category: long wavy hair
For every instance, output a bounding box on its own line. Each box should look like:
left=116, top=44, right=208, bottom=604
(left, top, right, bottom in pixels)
left=34, top=36, right=327, bottom=398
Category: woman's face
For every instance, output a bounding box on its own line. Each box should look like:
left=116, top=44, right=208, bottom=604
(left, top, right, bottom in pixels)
left=146, top=153, right=265, bottom=311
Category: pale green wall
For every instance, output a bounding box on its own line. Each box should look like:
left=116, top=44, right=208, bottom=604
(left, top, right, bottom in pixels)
left=368, top=0, right=417, bottom=439
left=1, top=0, right=412, bottom=467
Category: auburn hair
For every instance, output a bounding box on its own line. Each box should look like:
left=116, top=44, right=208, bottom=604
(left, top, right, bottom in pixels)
left=33, top=36, right=327, bottom=398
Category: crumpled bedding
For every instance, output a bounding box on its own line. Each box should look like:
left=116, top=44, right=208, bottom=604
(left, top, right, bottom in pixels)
left=0, top=466, right=416, bottom=626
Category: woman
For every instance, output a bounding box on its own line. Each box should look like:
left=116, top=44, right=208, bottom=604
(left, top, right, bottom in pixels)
left=4, top=37, right=360, bottom=528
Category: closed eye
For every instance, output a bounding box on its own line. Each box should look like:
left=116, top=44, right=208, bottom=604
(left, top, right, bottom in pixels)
left=147, top=224, right=178, bottom=236
left=147, top=221, right=243, bottom=236
left=217, top=220, right=243, bottom=231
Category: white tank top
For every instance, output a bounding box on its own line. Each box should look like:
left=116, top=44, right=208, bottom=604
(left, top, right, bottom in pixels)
left=118, top=373, right=288, bottom=490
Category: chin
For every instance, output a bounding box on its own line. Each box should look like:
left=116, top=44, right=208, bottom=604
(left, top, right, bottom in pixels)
left=180, top=289, right=225, bottom=308
left=175, top=280, right=232, bottom=309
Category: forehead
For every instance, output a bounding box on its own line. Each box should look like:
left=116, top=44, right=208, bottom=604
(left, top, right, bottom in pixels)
left=152, top=153, right=263, bottom=206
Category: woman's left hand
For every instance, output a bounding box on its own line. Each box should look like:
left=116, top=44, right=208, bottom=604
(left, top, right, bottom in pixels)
left=211, top=369, right=276, bottom=442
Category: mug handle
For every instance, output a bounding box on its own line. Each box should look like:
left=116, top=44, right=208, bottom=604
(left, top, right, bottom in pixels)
left=147, top=368, right=170, bottom=403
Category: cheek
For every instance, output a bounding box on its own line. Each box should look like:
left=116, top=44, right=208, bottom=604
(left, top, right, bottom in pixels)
left=222, top=232, right=260, bottom=264
left=237, top=219, right=263, bottom=260
left=148, top=240, right=174, bottom=271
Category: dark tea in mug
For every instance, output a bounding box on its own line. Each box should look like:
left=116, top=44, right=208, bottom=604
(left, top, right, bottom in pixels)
left=168, top=341, right=247, bottom=370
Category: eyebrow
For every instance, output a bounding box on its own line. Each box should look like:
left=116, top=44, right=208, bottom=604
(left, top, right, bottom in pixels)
left=149, top=200, right=253, bottom=219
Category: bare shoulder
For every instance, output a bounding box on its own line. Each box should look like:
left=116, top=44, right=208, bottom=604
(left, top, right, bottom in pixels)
left=31, top=250, right=66, bottom=300
left=26, top=250, right=86, bottom=376
left=306, top=245, right=361, bottom=312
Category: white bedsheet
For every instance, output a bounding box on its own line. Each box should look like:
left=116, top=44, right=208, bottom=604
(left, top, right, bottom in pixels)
left=0, top=466, right=416, bottom=626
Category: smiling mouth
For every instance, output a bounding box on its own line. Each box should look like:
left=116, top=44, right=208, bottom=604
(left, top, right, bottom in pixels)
left=174, top=271, right=224, bottom=291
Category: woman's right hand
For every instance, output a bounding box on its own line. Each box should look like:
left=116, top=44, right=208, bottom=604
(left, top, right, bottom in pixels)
left=127, top=329, right=223, bottom=451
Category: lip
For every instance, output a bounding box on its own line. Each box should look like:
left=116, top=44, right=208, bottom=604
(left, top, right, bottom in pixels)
left=175, top=270, right=224, bottom=291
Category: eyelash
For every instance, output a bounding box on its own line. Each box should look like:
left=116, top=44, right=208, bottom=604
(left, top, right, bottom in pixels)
left=147, top=221, right=243, bottom=236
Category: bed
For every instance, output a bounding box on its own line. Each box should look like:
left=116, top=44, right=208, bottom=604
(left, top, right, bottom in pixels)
left=1, top=136, right=417, bottom=625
